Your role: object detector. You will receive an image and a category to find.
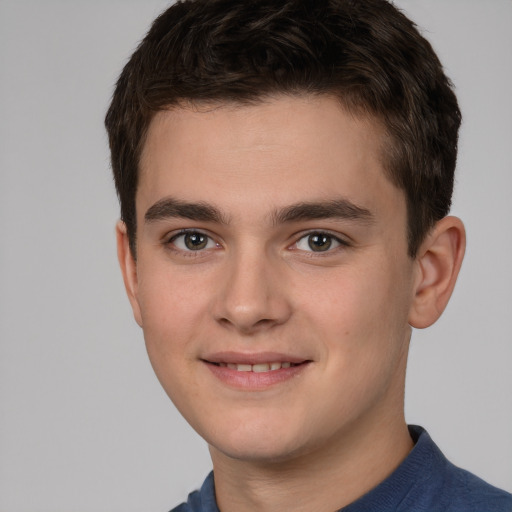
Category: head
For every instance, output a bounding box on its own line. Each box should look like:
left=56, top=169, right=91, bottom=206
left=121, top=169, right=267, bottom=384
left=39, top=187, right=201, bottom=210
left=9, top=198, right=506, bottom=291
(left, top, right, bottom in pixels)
left=105, top=0, right=461, bottom=259
left=106, top=0, right=465, bottom=467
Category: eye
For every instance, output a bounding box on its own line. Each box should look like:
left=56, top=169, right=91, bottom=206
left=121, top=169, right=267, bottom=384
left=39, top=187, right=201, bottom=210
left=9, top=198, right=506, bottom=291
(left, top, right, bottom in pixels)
left=295, top=232, right=345, bottom=253
left=169, top=231, right=217, bottom=251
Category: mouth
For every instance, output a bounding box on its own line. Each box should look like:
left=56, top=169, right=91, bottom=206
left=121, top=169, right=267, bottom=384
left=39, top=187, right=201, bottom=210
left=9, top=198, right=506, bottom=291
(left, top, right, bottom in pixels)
left=209, top=361, right=301, bottom=373
left=201, top=353, right=311, bottom=389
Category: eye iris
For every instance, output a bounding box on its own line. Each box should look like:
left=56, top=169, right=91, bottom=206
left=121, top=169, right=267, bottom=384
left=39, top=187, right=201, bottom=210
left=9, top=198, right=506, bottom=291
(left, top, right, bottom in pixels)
left=308, top=234, right=332, bottom=251
left=184, top=232, right=208, bottom=250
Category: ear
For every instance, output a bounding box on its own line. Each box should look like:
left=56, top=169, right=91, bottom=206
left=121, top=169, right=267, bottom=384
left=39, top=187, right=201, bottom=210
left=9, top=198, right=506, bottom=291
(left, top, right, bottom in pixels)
left=116, top=220, right=143, bottom=327
left=408, top=216, right=466, bottom=329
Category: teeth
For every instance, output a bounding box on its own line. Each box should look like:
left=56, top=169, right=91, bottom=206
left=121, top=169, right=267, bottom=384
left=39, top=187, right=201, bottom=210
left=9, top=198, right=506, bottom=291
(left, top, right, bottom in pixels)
left=221, top=362, right=296, bottom=372
left=252, top=363, right=270, bottom=373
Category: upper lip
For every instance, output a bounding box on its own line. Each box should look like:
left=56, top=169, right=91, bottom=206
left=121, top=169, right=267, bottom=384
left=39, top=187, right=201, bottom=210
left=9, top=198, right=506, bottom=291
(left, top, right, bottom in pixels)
left=202, top=351, right=310, bottom=365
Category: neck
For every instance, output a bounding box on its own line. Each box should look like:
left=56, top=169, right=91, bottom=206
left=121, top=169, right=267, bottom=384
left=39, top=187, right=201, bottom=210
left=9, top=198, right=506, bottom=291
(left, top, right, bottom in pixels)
left=210, top=414, right=413, bottom=512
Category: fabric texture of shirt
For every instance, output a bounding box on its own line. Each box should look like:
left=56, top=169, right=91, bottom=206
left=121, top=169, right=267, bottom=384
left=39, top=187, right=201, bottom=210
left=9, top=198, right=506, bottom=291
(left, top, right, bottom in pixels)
left=170, top=425, right=512, bottom=512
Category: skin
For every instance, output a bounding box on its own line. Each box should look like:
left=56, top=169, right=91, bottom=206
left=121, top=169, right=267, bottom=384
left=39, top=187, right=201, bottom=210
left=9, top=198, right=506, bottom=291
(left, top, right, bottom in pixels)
left=117, top=95, right=465, bottom=511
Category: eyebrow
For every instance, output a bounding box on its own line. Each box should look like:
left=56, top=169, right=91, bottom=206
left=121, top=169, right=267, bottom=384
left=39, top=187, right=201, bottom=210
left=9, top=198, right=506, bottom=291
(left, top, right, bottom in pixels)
left=144, top=197, right=228, bottom=224
left=144, top=196, right=374, bottom=226
left=271, top=199, right=374, bottom=225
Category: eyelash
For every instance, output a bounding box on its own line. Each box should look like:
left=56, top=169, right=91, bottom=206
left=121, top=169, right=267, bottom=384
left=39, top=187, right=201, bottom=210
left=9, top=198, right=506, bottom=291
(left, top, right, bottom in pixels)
left=165, top=229, right=219, bottom=257
left=292, top=231, right=351, bottom=254
left=163, top=229, right=351, bottom=257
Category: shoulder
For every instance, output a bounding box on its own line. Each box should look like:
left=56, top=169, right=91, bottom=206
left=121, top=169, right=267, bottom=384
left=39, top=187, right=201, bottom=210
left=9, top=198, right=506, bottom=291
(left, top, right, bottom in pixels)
left=169, top=504, right=192, bottom=512
left=168, top=488, right=203, bottom=512
left=168, top=472, right=218, bottom=512
left=436, top=462, right=512, bottom=512
left=398, top=426, right=512, bottom=512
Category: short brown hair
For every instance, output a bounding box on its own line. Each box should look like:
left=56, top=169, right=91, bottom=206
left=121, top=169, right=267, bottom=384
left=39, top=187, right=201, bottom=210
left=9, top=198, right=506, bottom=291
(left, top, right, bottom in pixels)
left=105, top=0, right=461, bottom=257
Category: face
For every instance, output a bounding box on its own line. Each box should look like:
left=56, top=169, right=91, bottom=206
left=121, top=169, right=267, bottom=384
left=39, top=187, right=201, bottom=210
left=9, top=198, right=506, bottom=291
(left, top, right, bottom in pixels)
left=122, top=95, right=419, bottom=464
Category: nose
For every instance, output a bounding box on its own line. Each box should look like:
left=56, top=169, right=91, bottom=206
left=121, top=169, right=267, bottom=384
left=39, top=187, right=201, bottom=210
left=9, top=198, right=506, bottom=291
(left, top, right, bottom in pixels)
left=214, top=248, right=292, bottom=335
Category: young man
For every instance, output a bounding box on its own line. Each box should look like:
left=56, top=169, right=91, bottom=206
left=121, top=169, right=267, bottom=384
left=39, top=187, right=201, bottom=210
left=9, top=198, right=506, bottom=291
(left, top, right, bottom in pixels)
left=105, top=1, right=512, bottom=510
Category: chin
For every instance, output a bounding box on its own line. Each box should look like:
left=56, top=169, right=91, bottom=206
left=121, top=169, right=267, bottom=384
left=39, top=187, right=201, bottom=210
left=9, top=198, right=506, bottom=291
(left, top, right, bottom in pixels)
left=204, top=419, right=318, bottom=465
left=211, top=438, right=305, bottom=464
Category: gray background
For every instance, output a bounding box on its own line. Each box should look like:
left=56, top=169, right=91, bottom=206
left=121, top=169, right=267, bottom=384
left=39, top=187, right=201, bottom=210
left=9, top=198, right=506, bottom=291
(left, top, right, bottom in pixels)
left=0, top=1, right=511, bottom=510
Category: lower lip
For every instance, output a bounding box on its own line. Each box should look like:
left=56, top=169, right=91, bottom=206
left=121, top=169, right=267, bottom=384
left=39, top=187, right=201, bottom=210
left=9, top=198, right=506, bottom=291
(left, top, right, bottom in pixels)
left=204, top=362, right=310, bottom=390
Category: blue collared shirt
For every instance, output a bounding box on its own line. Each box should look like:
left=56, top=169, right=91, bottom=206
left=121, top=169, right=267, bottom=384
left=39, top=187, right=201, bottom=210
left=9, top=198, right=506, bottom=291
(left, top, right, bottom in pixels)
left=170, top=426, right=512, bottom=512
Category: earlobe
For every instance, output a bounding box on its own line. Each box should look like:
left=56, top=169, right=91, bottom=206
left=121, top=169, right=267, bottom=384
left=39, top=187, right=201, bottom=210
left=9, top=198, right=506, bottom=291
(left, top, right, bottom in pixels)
left=116, top=220, right=143, bottom=327
left=408, top=216, right=466, bottom=329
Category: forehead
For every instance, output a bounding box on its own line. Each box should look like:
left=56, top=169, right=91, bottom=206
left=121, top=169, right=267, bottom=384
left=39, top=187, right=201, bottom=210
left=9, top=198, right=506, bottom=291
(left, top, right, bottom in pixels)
left=137, top=95, right=401, bottom=222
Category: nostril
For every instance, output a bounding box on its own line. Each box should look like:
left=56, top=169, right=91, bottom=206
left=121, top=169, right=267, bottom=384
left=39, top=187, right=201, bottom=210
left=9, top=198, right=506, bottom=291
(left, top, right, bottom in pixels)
left=216, top=314, right=283, bottom=334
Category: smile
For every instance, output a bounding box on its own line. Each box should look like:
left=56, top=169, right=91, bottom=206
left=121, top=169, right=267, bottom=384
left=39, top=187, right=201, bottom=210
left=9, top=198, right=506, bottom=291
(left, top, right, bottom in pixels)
left=203, top=354, right=310, bottom=389
left=203, top=353, right=311, bottom=389
left=213, top=362, right=297, bottom=372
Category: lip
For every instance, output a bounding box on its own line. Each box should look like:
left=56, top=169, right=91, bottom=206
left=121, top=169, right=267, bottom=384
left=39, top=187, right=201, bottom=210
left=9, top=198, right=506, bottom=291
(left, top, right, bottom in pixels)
left=201, top=351, right=312, bottom=390
left=202, top=351, right=309, bottom=365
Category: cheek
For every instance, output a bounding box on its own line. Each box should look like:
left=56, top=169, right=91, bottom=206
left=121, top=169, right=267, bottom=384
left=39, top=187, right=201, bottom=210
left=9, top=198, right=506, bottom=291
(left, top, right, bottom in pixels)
left=136, top=262, right=212, bottom=363
left=135, top=265, right=210, bottom=412
left=298, top=263, right=412, bottom=419
left=300, top=258, right=413, bottom=358
left=300, top=266, right=393, bottom=330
